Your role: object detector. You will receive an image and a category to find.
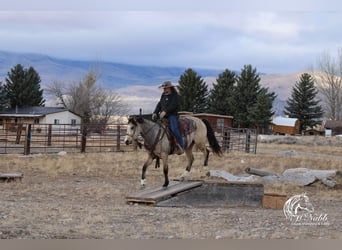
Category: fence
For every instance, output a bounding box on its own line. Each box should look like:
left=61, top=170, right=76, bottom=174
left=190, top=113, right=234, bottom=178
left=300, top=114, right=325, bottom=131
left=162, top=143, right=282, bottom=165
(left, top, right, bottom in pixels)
left=215, top=126, right=258, bottom=154
left=0, top=122, right=257, bottom=155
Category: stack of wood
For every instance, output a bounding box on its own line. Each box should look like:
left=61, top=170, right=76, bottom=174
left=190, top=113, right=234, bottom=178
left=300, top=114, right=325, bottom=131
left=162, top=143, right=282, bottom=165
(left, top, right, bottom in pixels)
left=209, top=168, right=341, bottom=188
left=0, top=172, right=23, bottom=182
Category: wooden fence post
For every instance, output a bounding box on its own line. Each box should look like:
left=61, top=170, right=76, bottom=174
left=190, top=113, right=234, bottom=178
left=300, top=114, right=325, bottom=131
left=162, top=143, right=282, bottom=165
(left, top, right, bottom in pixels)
left=116, top=125, right=121, bottom=151
left=223, top=131, right=230, bottom=151
left=245, top=130, right=250, bottom=153
left=81, top=125, right=87, bottom=153
left=24, top=124, right=31, bottom=155
left=47, top=124, right=52, bottom=146
left=15, top=123, right=23, bottom=144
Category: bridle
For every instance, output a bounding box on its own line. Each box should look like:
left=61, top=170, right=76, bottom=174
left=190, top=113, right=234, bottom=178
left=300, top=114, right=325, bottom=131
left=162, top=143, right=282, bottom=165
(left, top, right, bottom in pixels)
left=127, top=118, right=166, bottom=152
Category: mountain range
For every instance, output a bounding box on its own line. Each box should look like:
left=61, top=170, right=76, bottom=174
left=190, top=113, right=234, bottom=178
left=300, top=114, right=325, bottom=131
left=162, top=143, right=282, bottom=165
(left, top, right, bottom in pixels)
left=0, top=50, right=304, bottom=115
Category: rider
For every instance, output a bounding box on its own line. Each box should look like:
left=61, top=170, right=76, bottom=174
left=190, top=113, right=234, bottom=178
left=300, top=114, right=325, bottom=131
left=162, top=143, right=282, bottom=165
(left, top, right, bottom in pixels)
left=152, top=81, right=184, bottom=155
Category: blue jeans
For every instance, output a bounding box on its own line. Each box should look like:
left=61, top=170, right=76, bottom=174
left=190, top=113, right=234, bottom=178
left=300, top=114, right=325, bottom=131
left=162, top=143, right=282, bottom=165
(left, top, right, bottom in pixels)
left=169, top=115, right=184, bottom=149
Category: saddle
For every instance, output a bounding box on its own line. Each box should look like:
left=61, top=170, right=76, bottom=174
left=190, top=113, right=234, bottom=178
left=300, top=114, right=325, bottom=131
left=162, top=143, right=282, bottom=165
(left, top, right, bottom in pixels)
left=160, top=116, right=196, bottom=155
left=161, top=116, right=196, bottom=137
left=178, top=116, right=196, bottom=136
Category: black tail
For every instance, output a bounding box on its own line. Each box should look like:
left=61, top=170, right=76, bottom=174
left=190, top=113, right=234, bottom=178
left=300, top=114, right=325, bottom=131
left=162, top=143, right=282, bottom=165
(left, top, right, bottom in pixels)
left=202, top=119, right=222, bottom=156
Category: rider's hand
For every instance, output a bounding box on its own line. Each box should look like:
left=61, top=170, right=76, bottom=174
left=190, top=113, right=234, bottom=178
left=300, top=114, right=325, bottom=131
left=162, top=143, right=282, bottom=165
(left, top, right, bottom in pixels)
left=152, top=113, right=158, bottom=121
left=160, top=111, right=166, bottom=119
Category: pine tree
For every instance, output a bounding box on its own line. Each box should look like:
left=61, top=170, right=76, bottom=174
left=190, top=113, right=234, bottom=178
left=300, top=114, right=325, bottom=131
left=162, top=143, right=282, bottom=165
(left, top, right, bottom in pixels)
left=177, top=68, right=209, bottom=113
left=4, top=64, right=45, bottom=108
left=0, top=81, right=9, bottom=110
left=207, top=69, right=236, bottom=116
left=248, top=87, right=276, bottom=134
left=284, top=73, right=324, bottom=132
left=234, top=65, right=261, bottom=127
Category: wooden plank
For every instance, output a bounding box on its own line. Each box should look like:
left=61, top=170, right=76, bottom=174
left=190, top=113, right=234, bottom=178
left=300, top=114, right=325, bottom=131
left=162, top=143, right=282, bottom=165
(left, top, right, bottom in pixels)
left=144, top=181, right=202, bottom=202
left=126, top=181, right=202, bottom=204
left=0, top=172, right=23, bottom=182
left=126, top=181, right=180, bottom=199
left=262, top=193, right=287, bottom=209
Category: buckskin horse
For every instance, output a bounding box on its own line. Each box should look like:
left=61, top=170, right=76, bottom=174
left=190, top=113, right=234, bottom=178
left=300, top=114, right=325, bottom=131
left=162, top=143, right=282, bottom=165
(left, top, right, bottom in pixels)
left=124, top=116, right=222, bottom=188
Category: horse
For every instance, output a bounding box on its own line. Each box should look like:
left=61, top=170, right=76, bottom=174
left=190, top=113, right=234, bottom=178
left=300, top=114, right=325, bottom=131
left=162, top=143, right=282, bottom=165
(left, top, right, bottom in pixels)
left=124, top=115, right=222, bottom=188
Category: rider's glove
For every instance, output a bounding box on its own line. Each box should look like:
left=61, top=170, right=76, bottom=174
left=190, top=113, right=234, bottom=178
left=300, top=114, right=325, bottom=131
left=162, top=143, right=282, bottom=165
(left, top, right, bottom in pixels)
left=160, top=111, right=166, bottom=119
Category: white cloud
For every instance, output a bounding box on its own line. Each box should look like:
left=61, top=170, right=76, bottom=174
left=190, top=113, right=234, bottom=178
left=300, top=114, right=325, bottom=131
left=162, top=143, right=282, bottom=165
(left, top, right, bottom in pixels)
left=2, top=2, right=342, bottom=74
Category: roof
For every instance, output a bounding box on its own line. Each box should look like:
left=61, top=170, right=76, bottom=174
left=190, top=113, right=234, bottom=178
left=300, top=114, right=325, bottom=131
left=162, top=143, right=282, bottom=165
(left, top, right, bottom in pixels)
left=0, top=106, right=77, bottom=118
left=179, top=112, right=233, bottom=119
left=273, top=116, right=298, bottom=127
left=324, top=120, right=342, bottom=129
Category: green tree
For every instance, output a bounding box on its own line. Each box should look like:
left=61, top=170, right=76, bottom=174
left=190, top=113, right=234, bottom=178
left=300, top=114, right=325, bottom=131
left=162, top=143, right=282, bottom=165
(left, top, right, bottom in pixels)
left=233, top=65, right=261, bottom=127
left=4, top=64, right=45, bottom=108
left=284, top=73, right=324, bottom=132
left=207, top=69, right=236, bottom=116
left=0, top=81, right=9, bottom=110
left=248, top=87, right=276, bottom=134
left=177, top=68, right=209, bottom=113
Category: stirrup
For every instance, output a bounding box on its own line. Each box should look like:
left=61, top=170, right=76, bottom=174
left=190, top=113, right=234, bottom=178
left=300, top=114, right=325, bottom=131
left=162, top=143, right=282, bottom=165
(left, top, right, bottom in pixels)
left=175, top=144, right=184, bottom=155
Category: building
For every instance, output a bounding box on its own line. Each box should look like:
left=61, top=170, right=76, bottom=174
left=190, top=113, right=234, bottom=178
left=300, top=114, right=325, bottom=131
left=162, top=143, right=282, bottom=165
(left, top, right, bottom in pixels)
left=324, top=120, right=342, bottom=136
left=0, top=106, right=81, bottom=130
left=272, top=116, right=300, bottom=135
left=179, top=112, right=233, bottom=131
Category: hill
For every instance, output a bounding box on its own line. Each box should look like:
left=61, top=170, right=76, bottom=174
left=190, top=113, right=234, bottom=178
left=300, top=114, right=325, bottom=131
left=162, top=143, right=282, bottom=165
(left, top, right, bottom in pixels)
left=0, top=50, right=222, bottom=88
left=0, top=50, right=304, bottom=115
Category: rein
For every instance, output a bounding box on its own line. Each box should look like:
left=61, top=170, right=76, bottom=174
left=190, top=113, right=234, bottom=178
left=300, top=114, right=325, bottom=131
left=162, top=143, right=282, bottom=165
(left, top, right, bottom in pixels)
left=142, top=121, right=166, bottom=169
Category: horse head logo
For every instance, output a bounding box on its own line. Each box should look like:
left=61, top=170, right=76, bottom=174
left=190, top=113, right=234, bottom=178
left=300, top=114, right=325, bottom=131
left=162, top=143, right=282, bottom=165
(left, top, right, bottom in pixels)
left=283, top=193, right=314, bottom=221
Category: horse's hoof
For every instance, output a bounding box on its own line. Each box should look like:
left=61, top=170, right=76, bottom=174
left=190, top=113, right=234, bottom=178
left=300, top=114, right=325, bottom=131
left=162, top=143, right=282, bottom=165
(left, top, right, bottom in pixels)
left=140, top=185, right=145, bottom=190
left=179, top=176, right=185, bottom=182
left=162, top=185, right=168, bottom=190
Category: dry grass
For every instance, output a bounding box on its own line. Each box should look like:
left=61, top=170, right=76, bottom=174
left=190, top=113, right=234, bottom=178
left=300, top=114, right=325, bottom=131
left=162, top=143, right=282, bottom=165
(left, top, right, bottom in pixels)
left=0, top=135, right=341, bottom=239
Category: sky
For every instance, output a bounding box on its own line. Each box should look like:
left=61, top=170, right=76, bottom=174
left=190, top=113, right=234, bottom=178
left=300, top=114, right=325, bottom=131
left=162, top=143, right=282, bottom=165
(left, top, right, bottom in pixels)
left=1, top=0, right=342, bottom=74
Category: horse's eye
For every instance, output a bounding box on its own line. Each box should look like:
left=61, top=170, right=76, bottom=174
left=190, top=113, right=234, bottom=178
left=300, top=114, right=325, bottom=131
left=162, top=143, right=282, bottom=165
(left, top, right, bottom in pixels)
left=131, top=126, right=135, bottom=130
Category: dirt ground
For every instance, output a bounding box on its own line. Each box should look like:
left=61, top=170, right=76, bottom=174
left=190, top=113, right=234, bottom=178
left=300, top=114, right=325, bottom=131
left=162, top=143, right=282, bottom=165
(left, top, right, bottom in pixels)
left=0, top=137, right=341, bottom=239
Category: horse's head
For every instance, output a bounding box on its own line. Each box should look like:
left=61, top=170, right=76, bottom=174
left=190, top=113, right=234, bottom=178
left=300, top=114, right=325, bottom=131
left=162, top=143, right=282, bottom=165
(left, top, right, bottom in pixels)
left=124, top=116, right=144, bottom=145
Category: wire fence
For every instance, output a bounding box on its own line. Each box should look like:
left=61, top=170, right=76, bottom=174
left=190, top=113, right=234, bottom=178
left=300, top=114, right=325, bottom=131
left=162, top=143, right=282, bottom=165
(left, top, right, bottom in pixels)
left=0, top=122, right=257, bottom=155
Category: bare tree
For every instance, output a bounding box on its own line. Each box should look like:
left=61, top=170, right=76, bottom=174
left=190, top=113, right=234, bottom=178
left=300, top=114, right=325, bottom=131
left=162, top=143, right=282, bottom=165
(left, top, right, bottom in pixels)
left=46, top=70, right=130, bottom=124
left=314, top=49, right=342, bottom=120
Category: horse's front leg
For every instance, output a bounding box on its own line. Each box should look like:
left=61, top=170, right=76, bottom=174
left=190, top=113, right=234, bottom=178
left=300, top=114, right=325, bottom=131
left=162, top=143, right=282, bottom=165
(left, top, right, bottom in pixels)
left=141, top=155, right=153, bottom=188
left=162, top=156, right=169, bottom=188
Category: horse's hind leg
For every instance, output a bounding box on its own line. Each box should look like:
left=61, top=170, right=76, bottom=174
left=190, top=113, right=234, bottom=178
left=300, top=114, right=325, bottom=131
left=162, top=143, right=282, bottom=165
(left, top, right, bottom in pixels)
left=196, top=142, right=210, bottom=173
left=204, top=148, right=209, bottom=166
left=180, top=144, right=194, bottom=181
left=141, top=155, right=153, bottom=188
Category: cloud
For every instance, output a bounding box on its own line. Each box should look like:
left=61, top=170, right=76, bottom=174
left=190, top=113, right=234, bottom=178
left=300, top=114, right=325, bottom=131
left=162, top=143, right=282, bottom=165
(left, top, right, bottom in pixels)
left=2, top=2, right=342, bottom=74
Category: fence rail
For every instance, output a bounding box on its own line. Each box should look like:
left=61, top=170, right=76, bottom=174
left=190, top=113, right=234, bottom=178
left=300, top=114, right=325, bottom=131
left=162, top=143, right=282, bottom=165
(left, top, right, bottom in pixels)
left=0, top=122, right=257, bottom=155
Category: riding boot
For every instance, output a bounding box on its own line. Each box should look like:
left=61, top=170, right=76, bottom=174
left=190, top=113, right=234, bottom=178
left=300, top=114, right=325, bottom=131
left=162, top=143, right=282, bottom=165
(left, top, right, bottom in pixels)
left=176, top=144, right=184, bottom=155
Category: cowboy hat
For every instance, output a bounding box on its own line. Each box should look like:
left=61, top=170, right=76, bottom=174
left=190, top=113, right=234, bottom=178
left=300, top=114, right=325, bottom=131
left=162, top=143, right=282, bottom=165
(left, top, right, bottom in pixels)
left=159, top=81, right=175, bottom=89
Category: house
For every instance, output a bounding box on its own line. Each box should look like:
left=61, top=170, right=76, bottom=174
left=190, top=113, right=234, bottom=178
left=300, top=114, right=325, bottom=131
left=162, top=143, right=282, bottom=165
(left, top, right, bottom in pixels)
left=0, top=106, right=81, bottom=131
left=324, top=120, right=342, bottom=136
left=272, top=116, right=300, bottom=135
left=134, top=111, right=234, bottom=132
left=179, top=112, right=233, bottom=131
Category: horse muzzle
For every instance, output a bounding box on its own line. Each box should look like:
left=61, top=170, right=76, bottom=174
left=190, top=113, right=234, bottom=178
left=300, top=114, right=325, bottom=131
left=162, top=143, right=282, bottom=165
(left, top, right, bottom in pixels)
left=124, top=135, right=133, bottom=145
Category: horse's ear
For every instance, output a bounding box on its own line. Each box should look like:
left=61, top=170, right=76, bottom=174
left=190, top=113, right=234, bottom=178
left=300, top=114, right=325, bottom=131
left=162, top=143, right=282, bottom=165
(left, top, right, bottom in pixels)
left=128, top=116, right=137, bottom=126
left=136, top=117, right=144, bottom=123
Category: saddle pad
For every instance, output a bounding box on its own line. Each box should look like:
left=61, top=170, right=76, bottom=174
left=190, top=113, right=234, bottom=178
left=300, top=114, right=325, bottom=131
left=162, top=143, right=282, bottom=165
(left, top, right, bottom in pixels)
left=179, top=117, right=196, bottom=136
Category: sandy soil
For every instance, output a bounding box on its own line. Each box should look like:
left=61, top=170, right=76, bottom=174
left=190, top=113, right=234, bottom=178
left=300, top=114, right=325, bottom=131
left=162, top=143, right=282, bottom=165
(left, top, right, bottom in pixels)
left=0, top=140, right=341, bottom=239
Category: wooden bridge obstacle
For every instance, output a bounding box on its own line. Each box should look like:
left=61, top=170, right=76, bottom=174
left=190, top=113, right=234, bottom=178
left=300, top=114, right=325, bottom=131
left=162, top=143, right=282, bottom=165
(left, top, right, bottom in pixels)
left=126, top=180, right=264, bottom=207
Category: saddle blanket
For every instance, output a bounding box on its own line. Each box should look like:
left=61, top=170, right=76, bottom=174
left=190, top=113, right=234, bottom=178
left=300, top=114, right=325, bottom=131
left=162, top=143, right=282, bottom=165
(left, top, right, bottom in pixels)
left=179, top=116, right=196, bottom=136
